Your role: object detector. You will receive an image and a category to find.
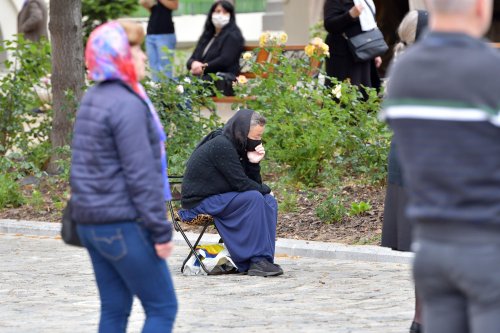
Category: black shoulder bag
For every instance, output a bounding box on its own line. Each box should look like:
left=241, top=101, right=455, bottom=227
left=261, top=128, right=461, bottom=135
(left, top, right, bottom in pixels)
left=343, top=0, right=388, bottom=62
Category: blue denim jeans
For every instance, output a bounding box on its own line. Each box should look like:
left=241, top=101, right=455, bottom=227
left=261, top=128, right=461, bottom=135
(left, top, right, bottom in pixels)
left=77, top=222, right=177, bottom=333
left=145, top=34, right=176, bottom=81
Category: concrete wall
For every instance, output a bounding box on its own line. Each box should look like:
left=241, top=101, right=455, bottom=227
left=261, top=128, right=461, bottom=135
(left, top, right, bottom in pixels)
left=173, top=12, right=264, bottom=48
left=0, top=0, right=23, bottom=42
left=263, top=0, right=325, bottom=45
left=0, top=0, right=22, bottom=68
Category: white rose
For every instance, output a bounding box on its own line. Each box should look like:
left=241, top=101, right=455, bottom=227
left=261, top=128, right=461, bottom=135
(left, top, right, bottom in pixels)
left=243, top=52, right=252, bottom=61
left=332, top=84, right=342, bottom=99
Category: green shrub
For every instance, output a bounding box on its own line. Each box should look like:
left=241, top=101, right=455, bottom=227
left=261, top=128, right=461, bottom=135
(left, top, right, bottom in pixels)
left=0, top=174, right=25, bottom=208
left=315, top=191, right=347, bottom=224
left=27, top=189, right=44, bottom=210
left=0, top=36, right=52, bottom=158
left=144, top=75, right=223, bottom=175
left=309, top=20, right=327, bottom=41
left=82, top=0, right=139, bottom=39
left=233, top=43, right=390, bottom=186
left=348, top=201, right=372, bottom=216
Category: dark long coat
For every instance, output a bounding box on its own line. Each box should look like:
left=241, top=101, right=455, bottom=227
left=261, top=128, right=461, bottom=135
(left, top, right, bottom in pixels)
left=323, top=0, right=373, bottom=87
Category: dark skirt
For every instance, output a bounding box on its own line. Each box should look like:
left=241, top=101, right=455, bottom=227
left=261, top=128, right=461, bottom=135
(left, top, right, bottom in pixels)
left=325, top=53, right=372, bottom=87
left=381, top=142, right=413, bottom=251
left=179, top=191, right=278, bottom=272
left=381, top=183, right=413, bottom=252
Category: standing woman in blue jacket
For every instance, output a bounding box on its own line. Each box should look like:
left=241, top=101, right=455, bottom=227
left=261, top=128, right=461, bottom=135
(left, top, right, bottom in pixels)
left=70, top=21, right=177, bottom=333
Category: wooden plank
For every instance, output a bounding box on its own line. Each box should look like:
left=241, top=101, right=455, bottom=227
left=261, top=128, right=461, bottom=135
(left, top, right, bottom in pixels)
left=244, top=45, right=306, bottom=52
left=212, top=96, right=256, bottom=103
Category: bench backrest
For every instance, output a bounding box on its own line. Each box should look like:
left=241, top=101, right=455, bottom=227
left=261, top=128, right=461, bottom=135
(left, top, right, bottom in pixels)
left=239, top=44, right=321, bottom=79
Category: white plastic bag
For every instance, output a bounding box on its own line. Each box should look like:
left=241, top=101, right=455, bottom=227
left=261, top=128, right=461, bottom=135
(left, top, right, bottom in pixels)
left=183, top=245, right=237, bottom=276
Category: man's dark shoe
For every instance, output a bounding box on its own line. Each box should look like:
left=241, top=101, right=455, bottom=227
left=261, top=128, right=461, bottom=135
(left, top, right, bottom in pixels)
left=409, top=321, right=422, bottom=333
left=248, top=259, right=283, bottom=277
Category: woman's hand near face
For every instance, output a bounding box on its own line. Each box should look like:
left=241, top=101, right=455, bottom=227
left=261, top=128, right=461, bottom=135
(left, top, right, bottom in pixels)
left=155, top=242, right=174, bottom=259
left=247, top=144, right=265, bottom=163
left=190, top=60, right=207, bottom=75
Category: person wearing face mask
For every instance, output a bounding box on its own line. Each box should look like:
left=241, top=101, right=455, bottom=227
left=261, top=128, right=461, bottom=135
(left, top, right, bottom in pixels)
left=178, top=109, right=282, bottom=277
left=186, top=0, right=244, bottom=96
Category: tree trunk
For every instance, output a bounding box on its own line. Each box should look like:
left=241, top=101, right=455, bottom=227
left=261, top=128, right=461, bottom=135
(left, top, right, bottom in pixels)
left=47, top=0, right=85, bottom=174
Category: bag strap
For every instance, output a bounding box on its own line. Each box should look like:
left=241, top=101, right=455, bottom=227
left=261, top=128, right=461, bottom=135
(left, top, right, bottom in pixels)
left=360, top=0, right=376, bottom=18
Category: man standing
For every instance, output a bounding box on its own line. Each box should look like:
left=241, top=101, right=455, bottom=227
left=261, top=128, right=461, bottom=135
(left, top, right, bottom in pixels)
left=17, top=0, right=48, bottom=42
left=382, top=0, right=500, bottom=332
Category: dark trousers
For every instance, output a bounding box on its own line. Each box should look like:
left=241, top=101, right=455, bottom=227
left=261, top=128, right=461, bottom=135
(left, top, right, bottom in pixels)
left=78, top=222, right=178, bottom=333
left=413, top=223, right=500, bottom=333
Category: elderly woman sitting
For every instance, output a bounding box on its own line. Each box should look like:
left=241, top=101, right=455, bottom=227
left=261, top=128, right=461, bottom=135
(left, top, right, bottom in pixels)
left=179, top=109, right=282, bottom=277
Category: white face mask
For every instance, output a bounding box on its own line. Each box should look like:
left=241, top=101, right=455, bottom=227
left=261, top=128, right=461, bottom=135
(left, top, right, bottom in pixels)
left=211, top=13, right=230, bottom=29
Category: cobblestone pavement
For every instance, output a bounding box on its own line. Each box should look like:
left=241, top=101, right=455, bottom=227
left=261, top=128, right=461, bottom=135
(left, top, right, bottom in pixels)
left=0, top=233, right=415, bottom=333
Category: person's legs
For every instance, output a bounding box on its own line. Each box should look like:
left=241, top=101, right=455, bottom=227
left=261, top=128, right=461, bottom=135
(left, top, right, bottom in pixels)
left=182, top=191, right=279, bottom=273
left=457, top=243, right=500, bottom=333
left=114, top=223, right=177, bottom=332
left=145, top=35, right=160, bottom=82
left=146, top=34, right=176, bottom=80
left=78, top=224, right=134, bottom=333
left=413, top=239, right=469, bottom=333
left=79, top=222, right=178, bottom=333
left=409, top=289, right=423, bottom=333
left=264, top=194, right=278, bottom=257
left=216, top=191, right=276, bottom=269
left=154, top=33, right=176, bottom=80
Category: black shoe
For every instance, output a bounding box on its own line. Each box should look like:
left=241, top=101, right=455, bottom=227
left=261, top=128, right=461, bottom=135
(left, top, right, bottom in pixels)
left=410, top=321, right=422, bottom=333
left=248, top=259, right=283, bottom=277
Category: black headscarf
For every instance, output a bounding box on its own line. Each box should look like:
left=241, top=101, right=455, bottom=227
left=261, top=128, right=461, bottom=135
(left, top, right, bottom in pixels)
left=194, top=109, right=254, bottom=155
left=223, top=108, right=254, bottom=155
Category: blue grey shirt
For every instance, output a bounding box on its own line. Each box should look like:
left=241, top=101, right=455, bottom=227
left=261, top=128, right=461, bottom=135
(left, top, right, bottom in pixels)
left=382, top=32, right=500, bottom=226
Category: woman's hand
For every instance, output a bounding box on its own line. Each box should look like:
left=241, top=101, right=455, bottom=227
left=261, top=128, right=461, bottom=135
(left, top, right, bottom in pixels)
left=155, top=242, right=174, bottom=259
left=190, top=61, right=207, bottom=75
left=374, top=56, right=382, bottom=68
left=247, top=144, right=265, bottom=163
left=349, top=4, right=364, bottom=18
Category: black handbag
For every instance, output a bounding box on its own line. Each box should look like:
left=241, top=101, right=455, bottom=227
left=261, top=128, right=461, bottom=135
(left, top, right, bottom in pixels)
left=215, top=72, right=236, bottom=96
left=343, top=0, right=388, bottom=62
left=61, top=199, right=83, bottom=247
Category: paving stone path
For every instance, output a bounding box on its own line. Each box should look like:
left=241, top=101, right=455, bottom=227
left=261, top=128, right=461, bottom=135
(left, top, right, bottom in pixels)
left=0, top=233, right=415, bottom=333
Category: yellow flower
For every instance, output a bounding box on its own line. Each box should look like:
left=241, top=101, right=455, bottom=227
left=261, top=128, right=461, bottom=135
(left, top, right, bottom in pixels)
left=237, top=75, right=248, bottom=85
left=305, top=44, right=315, bottom=57
left=39, top=103, right=52, bottom=111
left=279, top=32, right=288, bottom=45
left=243, top=51, right=252, bottom=61
left=311, top=37, right=323, bottom=46
left=259, top=32, right=271, bottom=47
left=320, top=43, right=329, bottom=53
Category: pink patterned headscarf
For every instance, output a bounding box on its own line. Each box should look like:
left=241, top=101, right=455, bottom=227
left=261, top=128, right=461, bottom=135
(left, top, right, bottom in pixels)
left=85, top=21, right=172, bottom=201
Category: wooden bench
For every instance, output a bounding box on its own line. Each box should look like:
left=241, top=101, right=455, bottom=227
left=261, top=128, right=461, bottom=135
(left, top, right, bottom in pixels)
left=211, top=44, right=321, bottom=104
